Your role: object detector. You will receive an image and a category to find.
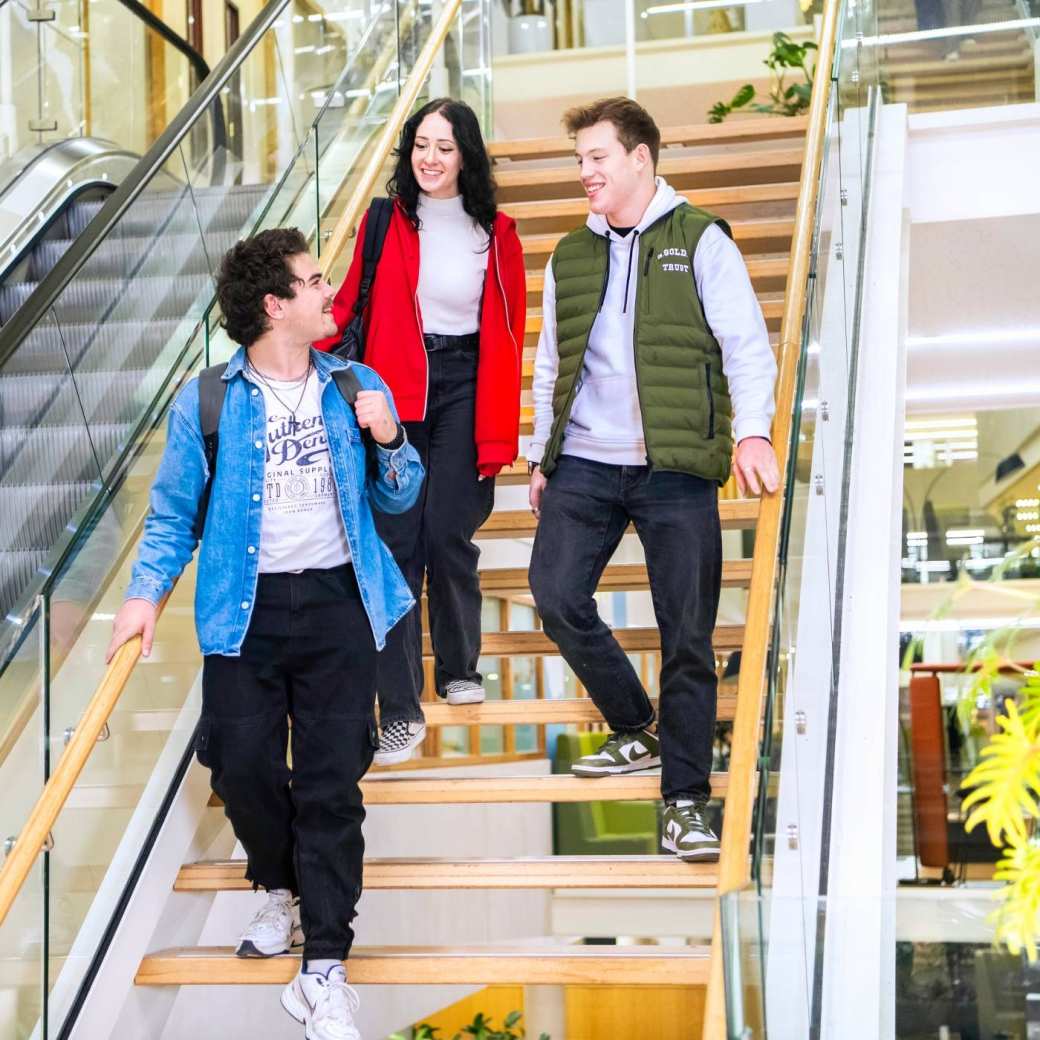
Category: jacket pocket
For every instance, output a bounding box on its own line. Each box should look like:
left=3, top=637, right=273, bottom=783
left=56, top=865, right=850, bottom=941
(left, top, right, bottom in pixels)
left=705, top=362, right=716, bottom=440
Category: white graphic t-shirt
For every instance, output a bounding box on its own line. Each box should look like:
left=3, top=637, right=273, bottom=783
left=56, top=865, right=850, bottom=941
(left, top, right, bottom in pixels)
left=245, top=367, right=351, bottom=573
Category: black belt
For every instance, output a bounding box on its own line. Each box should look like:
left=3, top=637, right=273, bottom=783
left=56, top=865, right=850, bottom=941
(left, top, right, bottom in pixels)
left=424, top=332, right=479, bottom=353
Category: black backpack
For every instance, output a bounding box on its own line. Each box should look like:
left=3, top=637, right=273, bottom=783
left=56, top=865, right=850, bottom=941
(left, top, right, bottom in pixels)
left=332, top=196, right=394, bottom=362
left=193, top=361, right=365, bottom=538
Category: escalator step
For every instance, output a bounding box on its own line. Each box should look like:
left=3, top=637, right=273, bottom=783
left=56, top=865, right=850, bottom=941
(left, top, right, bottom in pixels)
left=0, top=422, right=129, bottom=484
left=0, top=549, right=52, bottom=618
left=0, top=368, right=162, bottom=427
left=64, top=199, right=107, bottom=238
left=29, top=228, right=244, bottom=283
left=0, top=481, right=98, bottom=552
left=1, top=318, right=186, bottom=375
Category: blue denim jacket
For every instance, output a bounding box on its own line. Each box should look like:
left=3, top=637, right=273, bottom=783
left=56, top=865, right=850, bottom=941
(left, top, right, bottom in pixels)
left=126, top=347, right=424, bottom=654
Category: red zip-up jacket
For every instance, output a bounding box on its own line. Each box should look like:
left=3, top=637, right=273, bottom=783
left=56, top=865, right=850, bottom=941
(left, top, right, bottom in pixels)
left=315, top=200, right=526, bottom=478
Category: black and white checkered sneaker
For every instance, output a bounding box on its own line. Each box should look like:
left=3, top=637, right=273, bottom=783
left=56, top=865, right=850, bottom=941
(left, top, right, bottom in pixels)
left=374, top=719, right=426, bottom=766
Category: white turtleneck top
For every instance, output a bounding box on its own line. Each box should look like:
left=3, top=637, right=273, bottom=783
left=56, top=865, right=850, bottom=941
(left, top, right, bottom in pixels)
left=416, top=193, right=490, bottom=335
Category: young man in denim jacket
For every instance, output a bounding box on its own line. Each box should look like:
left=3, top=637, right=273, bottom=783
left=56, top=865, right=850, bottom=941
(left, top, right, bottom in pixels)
left=107, top=228, right=424, bottom=1040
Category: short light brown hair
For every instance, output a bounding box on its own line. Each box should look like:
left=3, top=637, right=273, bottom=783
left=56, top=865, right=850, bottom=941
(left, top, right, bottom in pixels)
left=562, top=97, right=661, bottom=168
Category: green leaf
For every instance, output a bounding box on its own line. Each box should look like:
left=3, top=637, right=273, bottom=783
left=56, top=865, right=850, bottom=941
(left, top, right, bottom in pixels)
left=732, top=83, right=756, bottom=108
left=504, top=1011, right=523, bottom=1028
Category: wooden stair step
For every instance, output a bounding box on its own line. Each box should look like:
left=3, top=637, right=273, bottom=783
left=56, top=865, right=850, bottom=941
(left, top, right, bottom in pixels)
left=424, top=624, right=744, bottom=657
left=360, top=771, right=725, bottom=803
left=502, top=182, right=802, bottom=223
left=209, top=772, right=725, bottom=809
left=175, top=855, right=718, bottom=891
left=136, top=943, right=712, bottom=986
left=478, top=499, right=759, bottom=539
left=420, top=688, right=738, bottom=725
left=488, top=116, right=809, bottom=160
left=496, top=149, right=804, bottom=196
left=479, top=559, right=752, bottom=594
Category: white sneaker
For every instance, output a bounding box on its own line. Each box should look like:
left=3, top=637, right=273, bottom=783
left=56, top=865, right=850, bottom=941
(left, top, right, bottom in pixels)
left=281, top=964, right=362, bottom=1040
left=373, top=719, right=426, bottom=766
left=235, top=891, right=304, bottom=958
left=444, top=679, right=485, bottom=705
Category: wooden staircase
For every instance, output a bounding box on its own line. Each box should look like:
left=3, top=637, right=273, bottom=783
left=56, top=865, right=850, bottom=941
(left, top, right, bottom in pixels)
left=133, top=117, right=806, bottom=1032
left=876, top=0, right=1036, bottom=111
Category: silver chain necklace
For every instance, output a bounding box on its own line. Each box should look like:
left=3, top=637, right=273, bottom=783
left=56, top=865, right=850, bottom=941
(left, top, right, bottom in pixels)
left=247, top=358, right=313, bottom=433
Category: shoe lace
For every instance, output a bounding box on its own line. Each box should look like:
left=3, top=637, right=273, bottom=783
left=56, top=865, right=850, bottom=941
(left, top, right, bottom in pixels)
left=674, top=801, right=710, bottom=831
left=313, top=971, right=361, bottom=1025
left=445, top=680, right=473, bottom=694
left=246, top=893, right=292, bottom=934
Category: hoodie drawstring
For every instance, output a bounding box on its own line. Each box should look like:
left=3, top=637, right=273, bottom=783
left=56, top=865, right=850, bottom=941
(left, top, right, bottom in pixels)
left=621, top=230, right=640, bottom=315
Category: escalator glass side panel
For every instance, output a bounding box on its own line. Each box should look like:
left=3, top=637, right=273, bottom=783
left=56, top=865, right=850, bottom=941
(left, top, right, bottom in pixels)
left=0, top=0, right=372, bottom=646
left=0, top=3, right=473, bottom=1032
left=0, top=0, right=198, bottom=163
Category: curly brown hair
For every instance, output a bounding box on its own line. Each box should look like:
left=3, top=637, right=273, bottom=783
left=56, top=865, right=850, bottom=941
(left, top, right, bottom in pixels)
left=216, top=227, right=309, bottom=347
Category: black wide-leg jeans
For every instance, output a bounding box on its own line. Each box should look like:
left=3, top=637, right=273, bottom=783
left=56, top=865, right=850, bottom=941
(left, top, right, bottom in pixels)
left=197, top=564, right=377, bottom=962
left=528, top=455, right=722, bottom=802
left=374, top=344, right=495, bottom=722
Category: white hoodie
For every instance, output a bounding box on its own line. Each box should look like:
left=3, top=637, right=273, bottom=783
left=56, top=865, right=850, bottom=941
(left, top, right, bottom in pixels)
left=528, top=178, right=777, bottom=468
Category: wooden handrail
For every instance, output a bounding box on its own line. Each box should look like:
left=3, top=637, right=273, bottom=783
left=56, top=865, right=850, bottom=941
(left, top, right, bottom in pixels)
left=319, top=0, right=464, bottom=278
left=701, top=1, right=843, bottom=1036
left=0, top=623, right=157, bottom=926
left=0, top=3, right=465, bottom=933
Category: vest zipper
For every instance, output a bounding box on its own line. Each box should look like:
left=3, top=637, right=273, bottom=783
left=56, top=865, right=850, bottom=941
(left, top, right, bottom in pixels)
left=642, top=247, right=652, bottom=313
left=595, top=233, right=611, bottom=311
left=705, top=361, right=716, bottom=440
left=622, top=231, right=639, bottom=314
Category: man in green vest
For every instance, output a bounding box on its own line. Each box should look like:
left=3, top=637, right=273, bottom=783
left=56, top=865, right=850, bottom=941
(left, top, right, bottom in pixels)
left=527, top=97, right=779, bottom=862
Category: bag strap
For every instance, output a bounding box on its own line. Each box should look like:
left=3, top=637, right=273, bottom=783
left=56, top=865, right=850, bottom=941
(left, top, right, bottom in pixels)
left=331, top=365, right=363, bottom=405
left=352, top=196, right=394, bottom=319
left=195, top=362, right=229, bottom=538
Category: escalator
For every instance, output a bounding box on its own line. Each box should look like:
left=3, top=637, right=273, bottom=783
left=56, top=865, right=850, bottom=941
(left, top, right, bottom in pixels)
left=0, top=0, right=379, bottom=650
left=0, top=0, right=477, bottom=1031
left=0, top=0, right=224, bottom=328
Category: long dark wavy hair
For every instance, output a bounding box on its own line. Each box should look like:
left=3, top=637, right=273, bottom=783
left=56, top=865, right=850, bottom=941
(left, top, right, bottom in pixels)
left=387, top=98, right=497, bottom=241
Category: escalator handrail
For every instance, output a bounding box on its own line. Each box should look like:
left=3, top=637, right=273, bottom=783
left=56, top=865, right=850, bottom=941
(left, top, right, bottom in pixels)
left=0, top=0, right=288, bottom=374
left=701, top=0, right=844, bottom=1033
left=0, top=0, right=465, bottom=933
left=110, top=0, right=212, bottom=86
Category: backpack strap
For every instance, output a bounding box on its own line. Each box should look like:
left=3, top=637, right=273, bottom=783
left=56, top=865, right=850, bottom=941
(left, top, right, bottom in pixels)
left=352, top=197, right=394, bottom=319
left=195, top=362, right=229, bottom=539
left=331, top=365, right=363, bottom=405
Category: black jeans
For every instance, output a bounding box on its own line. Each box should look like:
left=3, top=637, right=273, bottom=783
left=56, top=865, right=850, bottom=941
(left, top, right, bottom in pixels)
left=374, top=344, right=495, bottom=721
left=197, top=564, right=378, bottom=962
left=528, top=455, right=722, bottom=802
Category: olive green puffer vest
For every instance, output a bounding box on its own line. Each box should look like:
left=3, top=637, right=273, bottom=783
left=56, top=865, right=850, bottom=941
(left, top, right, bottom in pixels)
left=541, top=204, right=734, bottom=483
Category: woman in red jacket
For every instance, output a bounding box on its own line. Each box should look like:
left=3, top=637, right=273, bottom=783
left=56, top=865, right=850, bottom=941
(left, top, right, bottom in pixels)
left=316, top=98, right=526, bottom=765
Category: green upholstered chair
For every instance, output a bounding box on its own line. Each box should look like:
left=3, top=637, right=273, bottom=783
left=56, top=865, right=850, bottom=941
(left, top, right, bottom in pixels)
left=551, top=731, right=659, bottom=855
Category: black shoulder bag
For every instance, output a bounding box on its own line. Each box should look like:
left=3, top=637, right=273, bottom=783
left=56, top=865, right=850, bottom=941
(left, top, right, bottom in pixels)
left=332, top=196, right=394, bottom=362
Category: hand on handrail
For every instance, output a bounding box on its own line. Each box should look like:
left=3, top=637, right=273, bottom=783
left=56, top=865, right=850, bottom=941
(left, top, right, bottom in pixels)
left=734, top=436, right=780, bottom=497
left=106, top=598, right=158, bottom=663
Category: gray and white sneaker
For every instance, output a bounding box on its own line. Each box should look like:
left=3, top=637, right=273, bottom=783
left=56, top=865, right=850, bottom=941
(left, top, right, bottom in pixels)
left=444, top=679, right=485, bottom=705
left=374, top=719, right=426, bottom=766
left=571, top=728, right=661, bottom=776
left=281, top=964, right=361, bottom=1040
left=235, top=890, right=304, bottom=958
left=661, top=799, right=721, bottom=862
